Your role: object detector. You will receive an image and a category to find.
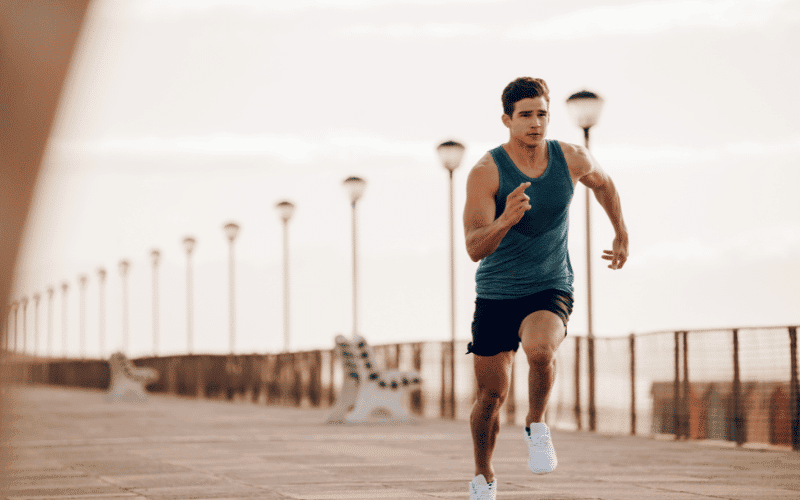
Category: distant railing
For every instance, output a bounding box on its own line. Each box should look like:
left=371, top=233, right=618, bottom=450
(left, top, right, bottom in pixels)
left=2, top=326, right=798, bottom=451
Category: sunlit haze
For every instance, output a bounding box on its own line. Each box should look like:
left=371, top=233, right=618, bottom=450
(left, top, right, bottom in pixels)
left=11, top=0, right=800, bottom=357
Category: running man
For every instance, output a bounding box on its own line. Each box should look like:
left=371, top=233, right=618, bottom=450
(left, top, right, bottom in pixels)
left=464, top=77, right=628, bottom=500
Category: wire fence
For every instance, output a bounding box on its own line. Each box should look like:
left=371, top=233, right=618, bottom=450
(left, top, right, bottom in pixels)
left=3, top=326, right=798, bottom=450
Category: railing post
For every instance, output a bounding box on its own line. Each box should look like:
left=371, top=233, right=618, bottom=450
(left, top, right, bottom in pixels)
left=588, top=335, right=596, bottom=431
left=673, top=331, right=680, bottom=439
left=682, top=331, right=690, bottom=439
left=411, top=343, right=423, bottom=415
left=329, top=349, right=336, bottom=406
left=629, top=333, right=636, bottom=436
left=732, top=329, right=744, bottom=446
left=574, top=336, right=582, bottom=430
left=441, top=342, right=448, bottom=419
left=789, top=326, right=799, bottom=451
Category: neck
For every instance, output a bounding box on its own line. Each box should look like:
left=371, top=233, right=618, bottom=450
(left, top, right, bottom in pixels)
left=507, top=137, right=546, bottom=165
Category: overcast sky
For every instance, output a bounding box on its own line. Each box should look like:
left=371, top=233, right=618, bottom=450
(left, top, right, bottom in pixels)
left=9, top=0, right=800, bottom=358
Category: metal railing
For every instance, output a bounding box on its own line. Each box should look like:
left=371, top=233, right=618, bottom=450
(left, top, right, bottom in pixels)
left=3, top=326, right=798, bottom=450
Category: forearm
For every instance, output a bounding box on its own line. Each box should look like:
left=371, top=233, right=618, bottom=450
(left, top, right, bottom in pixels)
left=592, top=179, right=628, bottom=240
left=465, top=217, right=515, bottom=262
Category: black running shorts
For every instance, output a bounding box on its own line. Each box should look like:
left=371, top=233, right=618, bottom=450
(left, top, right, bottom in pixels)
left=467, top=289, right=574, bottom=357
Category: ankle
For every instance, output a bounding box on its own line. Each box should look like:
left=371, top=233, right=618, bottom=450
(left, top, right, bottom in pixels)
left=476, top=472, right=495, bottom=484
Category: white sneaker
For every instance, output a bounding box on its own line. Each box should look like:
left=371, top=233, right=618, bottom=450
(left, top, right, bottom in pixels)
left=469, top=474, right=496, bottom=500
left=524, top=423, right=557, bottom=474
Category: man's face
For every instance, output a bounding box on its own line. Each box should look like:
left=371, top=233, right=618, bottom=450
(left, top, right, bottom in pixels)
left=503, top=96, right=549, bottom=146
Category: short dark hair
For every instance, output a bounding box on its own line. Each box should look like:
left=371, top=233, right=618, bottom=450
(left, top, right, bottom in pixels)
left=502, top=77, right=550, bottom=117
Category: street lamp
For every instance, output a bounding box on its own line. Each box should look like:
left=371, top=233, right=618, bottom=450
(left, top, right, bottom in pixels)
left=9, top=302, right=18, bottom=353
left=32, top=293, right=40, bottom=356
left=437, top=140, right=466, bottom=421
left=60, top=282, right=69, bottom=357
left=150, top=249, right=161, bottom=356
left=78, top=275, right=87, bottom=358
left=119, top=260, right=130, bottom=354
left=276, top=201, right=295, bottom=352
left=182, top=237, right=196, bottom=354
left=20, top=296, right=28, bottom=355
left=46, top=287, right=54, bottom=357
left=565, top=89, right=604, bottom=432
left=223, top=222, right=240, bottom=354
left=97, top=269, right=106, bottom=358
left=342, top=176, right=366, bottom=337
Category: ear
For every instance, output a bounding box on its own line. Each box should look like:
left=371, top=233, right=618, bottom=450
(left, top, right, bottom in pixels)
left=501, top=113, right=511, bottom=128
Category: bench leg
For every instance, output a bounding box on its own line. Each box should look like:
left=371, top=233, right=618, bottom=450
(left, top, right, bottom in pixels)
left=326, top=376, right=359, bottom=423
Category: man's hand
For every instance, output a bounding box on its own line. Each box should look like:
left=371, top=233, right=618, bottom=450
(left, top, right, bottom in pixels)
left=499, top=182, right=531, bottom=226
left=602, top=235, right=628, bottom=270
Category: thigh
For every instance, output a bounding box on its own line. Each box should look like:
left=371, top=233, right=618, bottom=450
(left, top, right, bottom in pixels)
left=473, top=350, right=515, bottom=398
left=519, top=310, right=566, bottom=359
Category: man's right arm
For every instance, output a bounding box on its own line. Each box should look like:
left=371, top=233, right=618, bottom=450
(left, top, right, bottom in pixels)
left=463, top=154, right=531, bottom=262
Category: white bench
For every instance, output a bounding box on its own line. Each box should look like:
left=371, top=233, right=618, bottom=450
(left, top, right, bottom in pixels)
left=106, top=352, right=159, bottom=403
left=327, top=334, right=421, bottom=424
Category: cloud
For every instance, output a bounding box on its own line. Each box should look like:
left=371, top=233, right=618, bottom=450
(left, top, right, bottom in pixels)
left=102, top=0, right=507, bottom=17
left=505, top=0, right=795, bottom=41
left=51, top=134, right=441, bottom=167
left=594, top=136, right=800, bottom=169
left=630, top=223, right=800, bottom=269
left=341, top=22, right=489, bottom=38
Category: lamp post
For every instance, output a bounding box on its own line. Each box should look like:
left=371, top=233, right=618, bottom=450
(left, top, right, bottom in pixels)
left=437, top=140, right=466, bottom=420
left=276, top=201, right=295, bottom=352
left=182, top=237, right=196, bottom=354
left=2, top=304, right=10, bottom=354
left=20, top=296, right=28, bottom=355
left=10, top=302, right=18, bottom=353
left=97, top=269, right=106, bottom=358
left=46, top=287, right=54, bottom=357
left=119, top=260, right=130, bottom=354
left=60, top=283, right=69, bottom=357
left=565, top=89, right=604, bottom=432
left=223, top=222, right=240, bottom=354
left=150, top=249, right=161, bottom=356
left=32, top=293, right=40, bottom=356
left=78, top=275, right=87, bottom=358
left=342, top=176, right=366, bottom=337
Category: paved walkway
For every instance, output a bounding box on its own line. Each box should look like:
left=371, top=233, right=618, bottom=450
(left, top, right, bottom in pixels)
left=1, top=386, right=798, bottom=500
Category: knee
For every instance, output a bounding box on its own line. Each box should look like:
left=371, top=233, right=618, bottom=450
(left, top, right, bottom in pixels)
left=476, top=386, right=507, bottom=411
left=526, top=344, right=556, bottom=367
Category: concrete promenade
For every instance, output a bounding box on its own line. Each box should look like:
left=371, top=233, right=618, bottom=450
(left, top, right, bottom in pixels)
left=2, top=386, right=799, bottom=500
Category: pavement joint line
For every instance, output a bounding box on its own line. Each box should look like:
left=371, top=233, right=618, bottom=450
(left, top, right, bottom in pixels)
left=7, top=433, right=466, bottom=448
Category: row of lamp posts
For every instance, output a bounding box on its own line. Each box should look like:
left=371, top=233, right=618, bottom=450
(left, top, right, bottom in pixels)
left=5, top=91, right=603, bottom=422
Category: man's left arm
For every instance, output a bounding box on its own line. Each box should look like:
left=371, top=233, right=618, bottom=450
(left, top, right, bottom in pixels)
left=565, top=143, right=629, bottom=270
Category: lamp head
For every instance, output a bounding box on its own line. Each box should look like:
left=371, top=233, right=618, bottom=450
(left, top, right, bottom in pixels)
left=182, top=236, right=196, bottom=255
left=223, top=222, right=240, bottom=242
left=275, top=201, right=295, bottom=223
left=150, top=249, right=161, bottom=265
left=343, top=176, right=366, bottom=204
left=565, top=90, right=604, bottom=130
left=437, top=140, right=466, bottom=173
left=118, top=260, right=130, bottom=274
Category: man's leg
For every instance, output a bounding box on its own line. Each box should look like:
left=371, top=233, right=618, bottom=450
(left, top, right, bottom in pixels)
left=471, top=350, right=514, bottom=484
left=519, top=310, right=566, bottom=426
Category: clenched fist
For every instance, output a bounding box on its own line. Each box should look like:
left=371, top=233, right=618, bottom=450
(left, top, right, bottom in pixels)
left=500, top=182, right=532, bottom=226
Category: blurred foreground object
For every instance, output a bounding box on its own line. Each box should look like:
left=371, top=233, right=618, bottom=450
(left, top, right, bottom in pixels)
left=0, top=0, right=93, bottom=493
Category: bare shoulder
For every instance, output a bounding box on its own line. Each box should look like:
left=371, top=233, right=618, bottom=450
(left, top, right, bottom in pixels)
left=466, top=151, right=499, bottom=195
left=557, top=140, right=593, bottom=179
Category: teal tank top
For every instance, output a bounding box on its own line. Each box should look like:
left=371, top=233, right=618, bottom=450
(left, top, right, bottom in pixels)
left=475, top=139, right=575, bottom=299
